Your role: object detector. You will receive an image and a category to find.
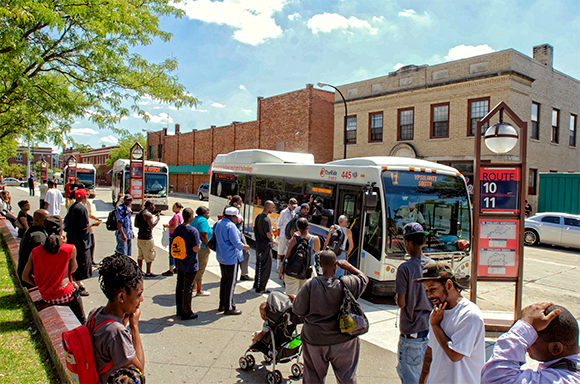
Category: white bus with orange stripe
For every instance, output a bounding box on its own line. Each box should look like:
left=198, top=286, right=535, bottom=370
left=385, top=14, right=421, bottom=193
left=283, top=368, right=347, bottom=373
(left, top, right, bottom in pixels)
left=209, top=150, right=471, bottom=296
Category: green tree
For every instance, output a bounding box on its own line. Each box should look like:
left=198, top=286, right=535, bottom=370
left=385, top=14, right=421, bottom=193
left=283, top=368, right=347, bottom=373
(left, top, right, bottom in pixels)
left=0, top=0, right=198, bottom=145
left=1, top=163, right=23, bottom=178
left=106, top=133, right=146, bottom=167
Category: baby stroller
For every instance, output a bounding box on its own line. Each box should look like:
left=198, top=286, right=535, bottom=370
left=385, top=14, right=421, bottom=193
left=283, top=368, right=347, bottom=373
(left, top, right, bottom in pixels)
left=239, top=291, right=303, bottom=383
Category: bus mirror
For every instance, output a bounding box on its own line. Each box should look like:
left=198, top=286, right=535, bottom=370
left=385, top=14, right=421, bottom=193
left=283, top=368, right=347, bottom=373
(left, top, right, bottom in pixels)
left=364, top=191, right=377, bottom=213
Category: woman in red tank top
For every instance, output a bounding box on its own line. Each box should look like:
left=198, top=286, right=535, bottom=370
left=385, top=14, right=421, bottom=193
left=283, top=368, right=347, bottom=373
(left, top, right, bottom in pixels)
left=22, top=216, right=86, bottom=324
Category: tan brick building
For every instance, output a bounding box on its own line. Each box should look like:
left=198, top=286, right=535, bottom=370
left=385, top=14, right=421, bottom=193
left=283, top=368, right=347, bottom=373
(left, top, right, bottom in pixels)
left=146, top=84, right=335, bottom=193
left=328, top=44, right=579, bottom=207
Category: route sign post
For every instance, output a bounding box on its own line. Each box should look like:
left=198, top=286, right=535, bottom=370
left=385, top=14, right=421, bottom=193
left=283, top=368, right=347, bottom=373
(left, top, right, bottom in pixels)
left=130, top=143, right=145, bottom=210
left=471, top=102, right=527, bottom=332
left=40, top=161, right=48, bottom=181
left=66, top=155, right=77, bottom=184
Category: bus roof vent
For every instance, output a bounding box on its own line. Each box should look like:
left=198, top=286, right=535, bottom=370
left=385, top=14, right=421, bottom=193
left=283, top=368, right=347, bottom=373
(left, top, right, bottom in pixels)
left=214, top=150, right=315, bottom=165
left=327, top=157, right=459, bottom=173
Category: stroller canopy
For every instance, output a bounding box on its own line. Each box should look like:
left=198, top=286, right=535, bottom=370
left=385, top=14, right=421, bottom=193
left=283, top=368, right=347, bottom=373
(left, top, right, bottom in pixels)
left=266, top=291, right=292, bottom=323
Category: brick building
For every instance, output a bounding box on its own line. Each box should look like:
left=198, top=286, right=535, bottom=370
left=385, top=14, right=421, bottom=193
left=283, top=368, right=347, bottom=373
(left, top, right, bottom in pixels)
left=8, top=146, right=59, bottom=170
left=61, top=144, right=118, bottom=185
left=328, top=44, right=579, bottom=207
left=146, top=84, right=335, bottom=193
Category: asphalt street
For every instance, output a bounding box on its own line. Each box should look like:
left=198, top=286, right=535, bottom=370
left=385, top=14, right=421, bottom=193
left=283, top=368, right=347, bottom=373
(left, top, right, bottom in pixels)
left=6, top=185, right=580, bottom=383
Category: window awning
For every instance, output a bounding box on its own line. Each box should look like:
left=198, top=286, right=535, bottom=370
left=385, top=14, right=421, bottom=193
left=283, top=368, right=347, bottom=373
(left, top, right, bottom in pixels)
left=168, top=164, right=211, bottom=175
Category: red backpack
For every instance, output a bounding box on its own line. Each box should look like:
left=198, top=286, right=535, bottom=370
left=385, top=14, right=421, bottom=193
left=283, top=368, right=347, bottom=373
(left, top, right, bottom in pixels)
left=62, top=316, right=115, bottom=384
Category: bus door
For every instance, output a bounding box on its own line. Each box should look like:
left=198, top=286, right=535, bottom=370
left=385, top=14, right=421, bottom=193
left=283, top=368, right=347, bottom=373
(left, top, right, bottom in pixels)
left=336, top=186, right=363, bottom=267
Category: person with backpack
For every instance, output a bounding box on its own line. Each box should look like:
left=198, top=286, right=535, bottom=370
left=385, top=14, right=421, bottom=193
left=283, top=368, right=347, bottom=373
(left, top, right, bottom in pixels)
left=115, top=195, right=134, bottom=257
left=87, top=254, right=145, bottom=384
left=170, top=208, right=201, bottom=320
left=276, top=198, right=298, bottom=273
left=279, top=217, right=321, bottom=295
left=324, top=215, right=354, bottom=277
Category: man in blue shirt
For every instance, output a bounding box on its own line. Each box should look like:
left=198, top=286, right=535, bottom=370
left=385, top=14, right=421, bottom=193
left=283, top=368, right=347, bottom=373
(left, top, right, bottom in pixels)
left=214, top=206, right=249, bottom=316
left=170, top=208, right=201, bottom=321
left=115, top=195, right=134, bottom=257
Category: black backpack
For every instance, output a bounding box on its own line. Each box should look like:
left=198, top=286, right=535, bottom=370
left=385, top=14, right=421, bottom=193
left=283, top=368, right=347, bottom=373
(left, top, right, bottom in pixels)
left=106, top=209, right=117, bottom=231
left=285, top=217, right=300, bottom=240
left=326, top=226, right=345, bottom=256
left=284, top=236, right=312, bottom=280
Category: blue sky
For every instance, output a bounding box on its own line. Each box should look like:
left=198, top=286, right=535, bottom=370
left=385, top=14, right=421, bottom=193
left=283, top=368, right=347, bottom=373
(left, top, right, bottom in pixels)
left=66, top=0, right=580, bottom=149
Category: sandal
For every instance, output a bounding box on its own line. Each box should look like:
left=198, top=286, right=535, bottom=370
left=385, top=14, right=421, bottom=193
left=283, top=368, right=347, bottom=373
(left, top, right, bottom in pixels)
left=195, top=291, right=211, bottom=296
left=77, top=286, right=90, bottom=296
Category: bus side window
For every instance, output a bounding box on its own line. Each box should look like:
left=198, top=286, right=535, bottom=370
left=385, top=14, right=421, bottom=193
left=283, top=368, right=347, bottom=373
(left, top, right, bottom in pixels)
left=364, top=189, right=382, bottom=261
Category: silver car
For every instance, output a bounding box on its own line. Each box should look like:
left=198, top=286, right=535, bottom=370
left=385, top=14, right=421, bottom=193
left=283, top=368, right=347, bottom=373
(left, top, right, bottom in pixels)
left=198, top=183, right=209, bottom=201
left=3, top=177, right=25, bottom=187
left=524, top=212, right=580, bottom=248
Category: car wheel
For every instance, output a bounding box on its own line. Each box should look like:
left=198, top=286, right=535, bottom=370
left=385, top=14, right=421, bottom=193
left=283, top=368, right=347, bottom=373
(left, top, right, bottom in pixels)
left=524, top=229, right=539, bottom=246
left=199, top=193, right=204, bottom=200
left=20, top=183, right=25, bottom=187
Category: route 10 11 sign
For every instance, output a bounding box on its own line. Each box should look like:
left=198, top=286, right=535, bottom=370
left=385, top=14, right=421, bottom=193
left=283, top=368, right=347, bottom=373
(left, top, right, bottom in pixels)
left=480, top=167, right=520, bottom=213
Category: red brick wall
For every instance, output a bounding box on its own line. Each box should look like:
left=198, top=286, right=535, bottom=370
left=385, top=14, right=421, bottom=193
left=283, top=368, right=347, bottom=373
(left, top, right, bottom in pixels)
left=177, top=131, right=195, bottom=165
left=310, top=89, right=335, bottom=163
left=212, top=125, right=235, bottom=158
left=194, top=130, right=213, bottom=166
left=234, top=121, right=259, bottom=150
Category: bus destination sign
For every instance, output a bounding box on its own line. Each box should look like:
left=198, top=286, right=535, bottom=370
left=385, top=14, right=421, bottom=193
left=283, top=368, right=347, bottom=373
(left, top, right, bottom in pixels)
left=479, top=167, right=520, bottom=214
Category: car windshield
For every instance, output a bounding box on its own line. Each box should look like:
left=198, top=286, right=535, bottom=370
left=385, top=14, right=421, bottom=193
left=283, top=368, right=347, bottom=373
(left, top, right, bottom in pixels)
left=144, top=173, right=167, bottom=196
left=382, top=170, right=471, bottom=255
left=77, top=171, right=95, bottom=188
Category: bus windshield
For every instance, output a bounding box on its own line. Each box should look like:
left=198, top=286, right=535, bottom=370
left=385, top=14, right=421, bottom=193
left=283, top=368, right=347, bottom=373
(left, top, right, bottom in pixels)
left=382, top=170, right=471, bottom=255
left=77, top=171, right=95, bottom=188
left=144, top=173, right=167, bottom=196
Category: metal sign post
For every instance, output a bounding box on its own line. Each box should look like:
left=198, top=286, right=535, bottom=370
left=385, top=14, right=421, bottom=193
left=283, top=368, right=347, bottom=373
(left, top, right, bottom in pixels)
left=40, top=161, right=48, bottom=181
left=130, top=143, right=145, bottom=210
left=471, top=102, right=527, bottom=332
left=66, top=155, right=77, bottom=184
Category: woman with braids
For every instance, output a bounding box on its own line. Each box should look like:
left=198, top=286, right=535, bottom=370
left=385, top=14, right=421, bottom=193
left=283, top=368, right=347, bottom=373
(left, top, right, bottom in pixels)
left=88, top=254, right=145, bottom=384
left=22, top=216, right=86, bottom=324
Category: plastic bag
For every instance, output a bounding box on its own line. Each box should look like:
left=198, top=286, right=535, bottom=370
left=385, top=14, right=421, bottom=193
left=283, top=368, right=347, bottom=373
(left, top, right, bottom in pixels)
left=161, top=228, right=170, bottom=248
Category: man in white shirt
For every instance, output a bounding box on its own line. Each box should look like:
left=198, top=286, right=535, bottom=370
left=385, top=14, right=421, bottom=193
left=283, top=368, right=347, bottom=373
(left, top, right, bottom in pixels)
left=44, top=180, right=64, bottom=216
left=275, top=198, right=298, bottom=272
left=415, top=261, right=485, bottom=384
left=38, top=180, right=49, bottom=209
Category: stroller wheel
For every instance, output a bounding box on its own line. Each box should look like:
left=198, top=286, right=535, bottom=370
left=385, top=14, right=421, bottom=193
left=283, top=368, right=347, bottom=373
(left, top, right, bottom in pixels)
left=275, top=369, right=283, bottom=384
left=239, top=356, right=248, bottom=370
left=246, top=354, right=255, bottom=368
left=291, top=363, right=303, bottom=378
left=267, top=372, right=277, bottom=384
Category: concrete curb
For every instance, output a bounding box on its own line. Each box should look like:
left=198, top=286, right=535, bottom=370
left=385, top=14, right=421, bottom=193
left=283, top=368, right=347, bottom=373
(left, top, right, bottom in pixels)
left=0, top=219, right=75, bottom=384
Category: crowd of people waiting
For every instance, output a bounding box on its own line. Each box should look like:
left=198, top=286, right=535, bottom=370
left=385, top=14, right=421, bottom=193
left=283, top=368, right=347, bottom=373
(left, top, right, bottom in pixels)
left=2, top=182, right=578, bottom=384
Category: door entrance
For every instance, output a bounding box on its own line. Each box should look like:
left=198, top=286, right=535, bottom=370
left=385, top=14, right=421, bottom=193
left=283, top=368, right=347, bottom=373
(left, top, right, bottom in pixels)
left=335, top=186, right=363, bottom=266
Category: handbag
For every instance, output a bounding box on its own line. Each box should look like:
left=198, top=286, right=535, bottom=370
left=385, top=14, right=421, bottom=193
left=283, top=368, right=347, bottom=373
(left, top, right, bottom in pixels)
left=338, top=277, right=369, bottom=336
left=207, top=233, right=217, bottom=252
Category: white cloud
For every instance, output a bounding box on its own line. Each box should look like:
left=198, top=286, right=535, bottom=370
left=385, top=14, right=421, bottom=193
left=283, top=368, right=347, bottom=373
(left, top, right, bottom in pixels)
left=239, top=84, right=247, bottom=90
left=242, top=108, right=252, bottom=113
left=70, top=128, right=98, bottom=136
left=177, top=0, right=288, bottom=45
left=445, top=44, right=495, bottom=61
left=99, top=135, right=119, bottom=145
left=398, top=9, right=431, bottom=24
left=372, top=16, right=385, bottom=23
left=211, top=102, right=225, bottom=108
left=288, top=12, right=300, bottom=21
left=134, top=112, right=174, bottom=125
left=168, top=106, right=178, bottom=111
left=307, top=13, right=379, bottom=35
left=393, top=63, right=405, bottom=70
left=194, top=109, right=209, bottom=113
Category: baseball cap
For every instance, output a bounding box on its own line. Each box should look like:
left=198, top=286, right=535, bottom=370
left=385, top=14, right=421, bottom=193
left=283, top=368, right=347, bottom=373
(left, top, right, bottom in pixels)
left=124, top=194, right=133, bottom=201
left=403, top=222, right=429, bottom=238
left=413, top=261, right=455, bottom=282
left=224, top=206, right=239, bottom=216
left=75, top=189, right=88, bottom=199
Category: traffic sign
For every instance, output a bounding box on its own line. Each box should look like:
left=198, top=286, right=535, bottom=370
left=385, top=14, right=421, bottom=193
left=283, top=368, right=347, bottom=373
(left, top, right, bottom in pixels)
left=479, top=167, right=520, bottom=213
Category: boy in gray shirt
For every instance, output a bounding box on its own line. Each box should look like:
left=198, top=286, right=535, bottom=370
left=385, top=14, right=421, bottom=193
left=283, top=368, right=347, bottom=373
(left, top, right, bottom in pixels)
left=395, top=223, right=433, bottom=384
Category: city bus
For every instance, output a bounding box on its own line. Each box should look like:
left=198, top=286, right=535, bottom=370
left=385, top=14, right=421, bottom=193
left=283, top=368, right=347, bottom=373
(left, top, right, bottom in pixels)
left=209, top=149, right=471, bottom=296
left=111, top=159, right=169, bottom=211
left=64, top=163, right=96, bottom=198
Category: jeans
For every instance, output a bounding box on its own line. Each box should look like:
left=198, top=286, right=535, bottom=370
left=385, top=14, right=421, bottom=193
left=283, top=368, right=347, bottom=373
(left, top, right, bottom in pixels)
left=335, top=251, right=347, bottom=277
left=169, top=254, right=176, bottom=270
left=397, top=335, right=429, bottom=384
left=115, top=237, right=132, bottom=257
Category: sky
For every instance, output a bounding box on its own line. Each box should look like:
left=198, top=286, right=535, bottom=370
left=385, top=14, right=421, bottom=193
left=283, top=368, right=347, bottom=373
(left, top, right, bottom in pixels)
left=65, top=0, right=580, bottom=150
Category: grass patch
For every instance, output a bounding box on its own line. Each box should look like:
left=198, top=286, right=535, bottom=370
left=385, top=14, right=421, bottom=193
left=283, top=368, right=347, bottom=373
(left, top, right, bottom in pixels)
left=0, top=239, right=59, bottom=383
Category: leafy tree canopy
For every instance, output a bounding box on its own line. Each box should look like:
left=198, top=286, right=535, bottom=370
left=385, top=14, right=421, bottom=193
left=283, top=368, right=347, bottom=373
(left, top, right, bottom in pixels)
left=105, top=132, right=146, bottom=167
left=0, top=0, right=198, bottom=146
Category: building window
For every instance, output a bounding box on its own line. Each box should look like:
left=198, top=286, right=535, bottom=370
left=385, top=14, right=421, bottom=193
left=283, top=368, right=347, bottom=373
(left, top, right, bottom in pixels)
left=531, top=102, right=540, bottom=140
left=528, top=168, right=538, bottom=195
left=468, top=98, right=489, bottom=136
left=551, top=109, right=559, bottom=144
left=16, top=153, right=23, bottom=162
left=369, top=112, right=383, bottom=142
left=398, top=108, right=414, bottom=141
left=570, top=114, right=577, bottom=147
left=431, top=103, right=449, bottom=138
left=157, top=144, right=163, bottom=160
left=149, top=145, right=153, bottom=160
left=346, top=116, right=357, bottom=144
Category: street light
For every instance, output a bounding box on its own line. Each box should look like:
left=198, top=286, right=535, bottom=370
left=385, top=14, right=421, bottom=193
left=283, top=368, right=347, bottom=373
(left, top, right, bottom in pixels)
left=484, top=122, right=519, bottom=154
left=318, top=82, right=348, bottom=159
left=142, top=129, right=162, bottom=161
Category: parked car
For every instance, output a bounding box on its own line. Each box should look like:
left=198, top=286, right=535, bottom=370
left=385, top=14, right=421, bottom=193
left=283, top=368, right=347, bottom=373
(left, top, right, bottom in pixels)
left=198, top=183, right=209, bottom=201
left=3, top=177, right=25, bottom=187
left=524, top=212, right=580, bottom=248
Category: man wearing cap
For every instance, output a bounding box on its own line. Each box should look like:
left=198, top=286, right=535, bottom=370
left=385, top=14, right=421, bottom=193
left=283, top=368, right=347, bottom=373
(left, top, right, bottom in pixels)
left=253, top=200, right=275, bottom=294
left=65, top=188, right=100, bottom=296
left=214, top=206, right=250, bottom=315
left=395, top=223, right=433, bottom=384
left=416, top=261, right=485, bottom=384
left=115, top=194, right=134, bottom=257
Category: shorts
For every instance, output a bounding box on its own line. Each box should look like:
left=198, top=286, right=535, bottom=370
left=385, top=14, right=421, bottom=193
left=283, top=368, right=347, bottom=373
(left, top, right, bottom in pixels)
left=195, top=247, right=211, bottom=282
left=138, top=239, right=156, bottom=262
left=277, top=235, right=290, bottom=256
left=284, top=274, right=307, bottom=296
